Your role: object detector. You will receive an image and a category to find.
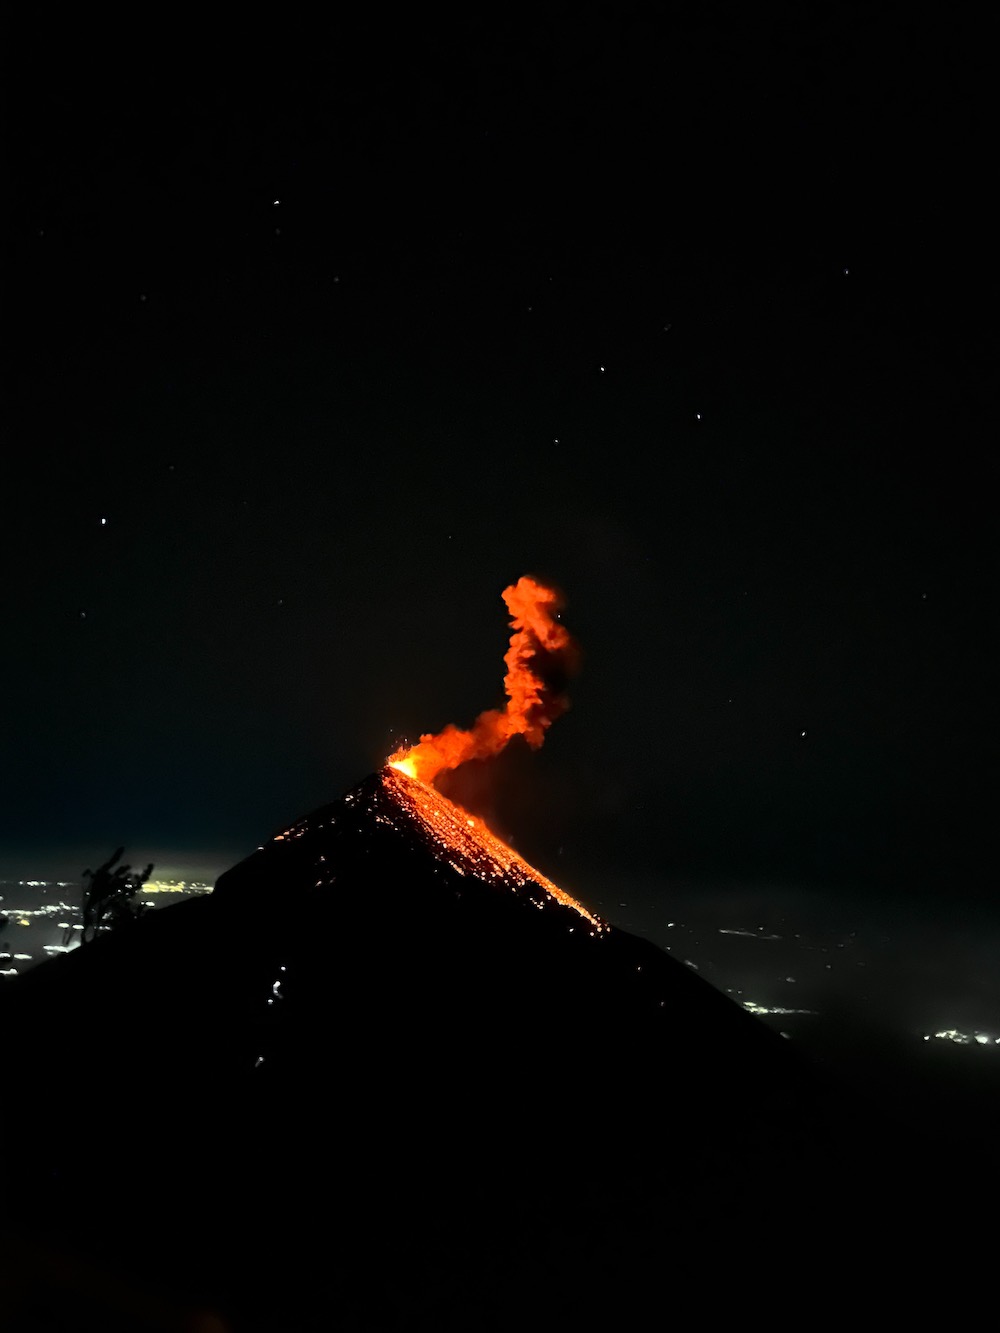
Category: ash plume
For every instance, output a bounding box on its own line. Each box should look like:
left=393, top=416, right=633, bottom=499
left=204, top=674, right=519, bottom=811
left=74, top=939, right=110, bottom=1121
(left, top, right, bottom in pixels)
left=389, top=576, right=579, bottom=785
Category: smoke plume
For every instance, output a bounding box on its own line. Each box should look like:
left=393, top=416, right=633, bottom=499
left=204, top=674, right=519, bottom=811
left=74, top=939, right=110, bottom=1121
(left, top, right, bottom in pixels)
left=388, top=576, right=579, bottom=785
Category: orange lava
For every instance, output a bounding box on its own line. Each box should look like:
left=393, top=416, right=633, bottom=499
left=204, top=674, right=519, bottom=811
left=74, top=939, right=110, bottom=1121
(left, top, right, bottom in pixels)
left=381, top=765, right=603, bottom=930
left=388, top=576, right=577, bottom=784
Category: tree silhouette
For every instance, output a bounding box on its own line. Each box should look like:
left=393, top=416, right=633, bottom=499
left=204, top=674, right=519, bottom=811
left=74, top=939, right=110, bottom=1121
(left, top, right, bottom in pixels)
left=81, top=847, right=154, bottom=944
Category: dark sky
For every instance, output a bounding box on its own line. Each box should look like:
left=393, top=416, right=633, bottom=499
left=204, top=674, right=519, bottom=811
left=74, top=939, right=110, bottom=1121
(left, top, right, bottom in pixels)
left=5, top=10, right=994, bottom=911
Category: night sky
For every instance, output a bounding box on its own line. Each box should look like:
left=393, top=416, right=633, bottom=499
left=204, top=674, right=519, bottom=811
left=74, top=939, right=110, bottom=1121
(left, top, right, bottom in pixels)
left=6, top=10, right=993, bottom=925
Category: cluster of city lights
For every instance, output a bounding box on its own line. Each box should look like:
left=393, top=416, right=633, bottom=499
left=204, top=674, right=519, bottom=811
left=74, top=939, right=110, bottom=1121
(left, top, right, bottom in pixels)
left=741, top=1000, right=816, bottom=1017
left=923, top=1029, right=1000, bottom=1047
left=140, top=881, right=212, bottom=895
left=0, top=879, right=212, bottom=977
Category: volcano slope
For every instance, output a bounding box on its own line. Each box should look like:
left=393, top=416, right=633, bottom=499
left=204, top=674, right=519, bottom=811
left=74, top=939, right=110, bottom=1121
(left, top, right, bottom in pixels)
left=4, top=768, right=847, bottom=1329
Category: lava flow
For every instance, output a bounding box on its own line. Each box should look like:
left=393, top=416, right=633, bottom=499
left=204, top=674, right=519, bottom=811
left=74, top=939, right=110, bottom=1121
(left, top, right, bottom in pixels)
left=386, top=576, right=601, bottom=930
left=380, top=766, right=603, bottom=929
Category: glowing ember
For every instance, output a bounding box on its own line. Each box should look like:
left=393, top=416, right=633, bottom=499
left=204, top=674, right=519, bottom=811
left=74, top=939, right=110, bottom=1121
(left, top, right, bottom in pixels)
left=385, top=576, right=600, bottom=930
left=388, top=575, right=577, bottom=785
left=382, top=766, right=603, bottom=930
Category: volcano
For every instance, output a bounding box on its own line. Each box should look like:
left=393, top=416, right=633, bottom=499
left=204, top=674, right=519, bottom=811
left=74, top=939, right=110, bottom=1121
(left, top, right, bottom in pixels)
left=4, top=769, right=844, bottom=1329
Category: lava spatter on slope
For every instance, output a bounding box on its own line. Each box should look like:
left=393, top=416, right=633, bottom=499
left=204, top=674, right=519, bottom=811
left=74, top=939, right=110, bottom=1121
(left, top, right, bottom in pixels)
left=381, top=766, right=604, bottom=930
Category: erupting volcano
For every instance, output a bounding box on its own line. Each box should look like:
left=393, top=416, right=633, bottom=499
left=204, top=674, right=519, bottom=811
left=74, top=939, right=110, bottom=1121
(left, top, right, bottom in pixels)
left=383, top=575, right=599, bottom=927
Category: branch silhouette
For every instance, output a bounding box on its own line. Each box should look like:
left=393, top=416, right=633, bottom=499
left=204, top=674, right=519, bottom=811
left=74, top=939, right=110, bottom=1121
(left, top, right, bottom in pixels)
left=80, top=848, right=154, bottom=943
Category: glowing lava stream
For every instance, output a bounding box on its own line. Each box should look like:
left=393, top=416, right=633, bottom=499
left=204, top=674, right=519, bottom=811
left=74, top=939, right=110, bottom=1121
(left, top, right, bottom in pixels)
left=382, top=764, right=604, bottom=931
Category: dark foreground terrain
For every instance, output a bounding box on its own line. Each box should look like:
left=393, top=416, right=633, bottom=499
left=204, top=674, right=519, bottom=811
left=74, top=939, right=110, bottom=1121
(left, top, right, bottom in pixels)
left=3, top=774, right=994, bottom=1329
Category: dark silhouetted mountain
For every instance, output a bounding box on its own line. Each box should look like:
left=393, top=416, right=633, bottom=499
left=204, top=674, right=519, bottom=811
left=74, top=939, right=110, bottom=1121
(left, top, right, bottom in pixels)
left=3, top=769, right=896, bottom=1329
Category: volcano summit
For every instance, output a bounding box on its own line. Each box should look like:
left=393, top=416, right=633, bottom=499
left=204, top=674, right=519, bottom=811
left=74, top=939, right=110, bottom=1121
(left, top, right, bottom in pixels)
left=4, top=765, right=843, bottom=1329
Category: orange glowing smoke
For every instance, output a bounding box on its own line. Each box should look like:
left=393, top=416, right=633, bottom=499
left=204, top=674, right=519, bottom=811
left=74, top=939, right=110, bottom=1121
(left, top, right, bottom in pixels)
left=388, top=576, right=578, bottom=785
